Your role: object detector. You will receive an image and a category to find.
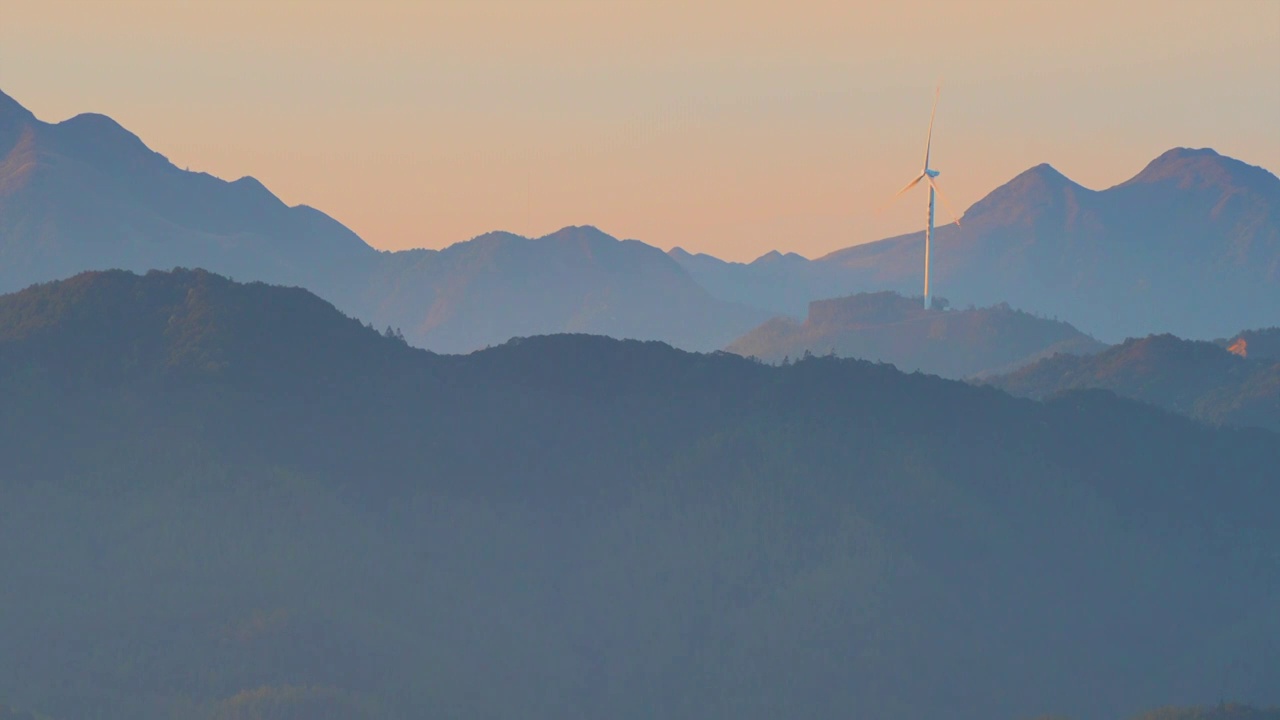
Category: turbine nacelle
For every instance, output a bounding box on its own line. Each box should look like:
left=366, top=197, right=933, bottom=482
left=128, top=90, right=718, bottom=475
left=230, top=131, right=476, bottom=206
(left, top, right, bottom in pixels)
left=925, top=168, right=940, bottom=178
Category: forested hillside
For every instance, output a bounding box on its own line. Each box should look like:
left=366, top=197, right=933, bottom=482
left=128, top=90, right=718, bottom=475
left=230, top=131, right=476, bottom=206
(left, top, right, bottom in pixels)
left=2, top=270, right=1278, bottom=720
left=989, top=333, right=1280, bottom=432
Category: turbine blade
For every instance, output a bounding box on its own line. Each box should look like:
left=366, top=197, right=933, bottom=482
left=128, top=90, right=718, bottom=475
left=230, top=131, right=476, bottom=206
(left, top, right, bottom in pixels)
left=923, top=84, right=940, bottom=170
left=877, top=173, right=926, bottom=214
left=895, top=172, right=926, bottom=198
left=928, top=177, right=962, bottom=226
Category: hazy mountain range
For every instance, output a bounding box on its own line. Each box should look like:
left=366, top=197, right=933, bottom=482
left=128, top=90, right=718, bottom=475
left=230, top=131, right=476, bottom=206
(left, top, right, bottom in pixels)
left=0, top=89, right=763, bottom=353
left=810, top=150, right=1280, bottom=341
left=666, top=246, right=855, bottom=318
left=726, top=290, right=1105, bottom=378
left=988, top=331, right=1280, bottom=433
left=357, top=225, right=766, bottom=352
left=3, top=87, right=1277, bottom=356
left=0, top=90, right=370, bottom=298
left=674, top=150, right=1280, bottom=341
left=2, top=269, right=1279, bottom=719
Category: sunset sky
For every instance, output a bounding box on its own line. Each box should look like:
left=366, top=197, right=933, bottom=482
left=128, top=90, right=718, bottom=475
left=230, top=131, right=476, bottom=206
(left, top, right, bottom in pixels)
left=3, top=0, right=1278, bottom=261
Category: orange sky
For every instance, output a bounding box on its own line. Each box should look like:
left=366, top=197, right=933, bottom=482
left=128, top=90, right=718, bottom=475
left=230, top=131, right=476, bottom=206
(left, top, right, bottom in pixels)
left=3, top=0, right=1278, bottom=261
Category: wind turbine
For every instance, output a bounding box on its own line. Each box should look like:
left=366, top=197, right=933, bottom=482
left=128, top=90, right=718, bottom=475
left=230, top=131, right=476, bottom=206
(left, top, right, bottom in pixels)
left=888, top=85, right=961, bottom=309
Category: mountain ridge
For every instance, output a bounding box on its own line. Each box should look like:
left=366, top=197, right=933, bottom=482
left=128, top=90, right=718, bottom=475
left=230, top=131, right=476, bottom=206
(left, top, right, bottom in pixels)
left=0, top=90, right=766, bottom=353
left=806, top=146, right=1279, bottom=341
left=0, top=91, right=376, bottom=299
left=987, top=331, right=1280, bottom=432
left=359, top=224, right=768, bottom=352
left=3, top=87, right=1277, bottom=351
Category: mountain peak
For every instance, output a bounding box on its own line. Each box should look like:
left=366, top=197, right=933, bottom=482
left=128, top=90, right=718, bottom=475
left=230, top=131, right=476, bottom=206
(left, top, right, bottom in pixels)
left=1155, top=147, right=1220, bottom=161
left=962, top=161, right=1087, bottom=222
left=59, top=112, right=142, bottom=139
left=1015, top=162, right=1073, bottom=186
left=992, top=162, right=1082, bottom=196
left=539, top=225, right=617, bottom=244
left=1120, top=147, right=1277, bottom=192
left=0, top=87, right=32, bottom=115
left=751, top=249, right=808, bottom=265
left=229, top=175, right=287, bottom=209
left=52, top=112, right=170, bottom=172
left=0, top=88, right=35, bottom=124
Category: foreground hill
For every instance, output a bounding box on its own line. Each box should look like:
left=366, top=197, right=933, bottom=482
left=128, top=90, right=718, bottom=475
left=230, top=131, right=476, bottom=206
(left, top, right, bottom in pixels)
left=726, top=291, right=1104, bottom=378
left=4, top=700, right=1274, bottom=720
left=1127, top=706, right=1280, bottom=720
left=988, top=333, right=1280, bottom=432
left=3, top=271, right=1279, bottom=720
left=0, top=90, right=763, bottom=352
left=816, top=149, right=1280, bottom=341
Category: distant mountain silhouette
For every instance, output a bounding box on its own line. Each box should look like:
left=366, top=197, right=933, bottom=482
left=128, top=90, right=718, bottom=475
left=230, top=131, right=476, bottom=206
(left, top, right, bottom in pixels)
left=8, top=83, right=1278, bottom=350
left=3, top=270, right=1280, bottom=720
left=0, top=90, right=374, bottom=298
left=988, top=332, right=1280, bottom=432
left=817, top=149, right=1280, bottom=341
left=668, top=246, right=854, bottom=316
left=726, top=291, right=1104, bottom=378
left=0, top=90, right=763, bottom=352
left=7, top=85, right=1276, bottom=350
left=364, top=226, right=767, bottom=353
left=669, top=150, right=1280, bottom=342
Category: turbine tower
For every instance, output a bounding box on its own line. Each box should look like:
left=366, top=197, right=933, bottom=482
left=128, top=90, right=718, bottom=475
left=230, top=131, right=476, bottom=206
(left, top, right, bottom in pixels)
left=889, top=86, right=961, bottom=309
